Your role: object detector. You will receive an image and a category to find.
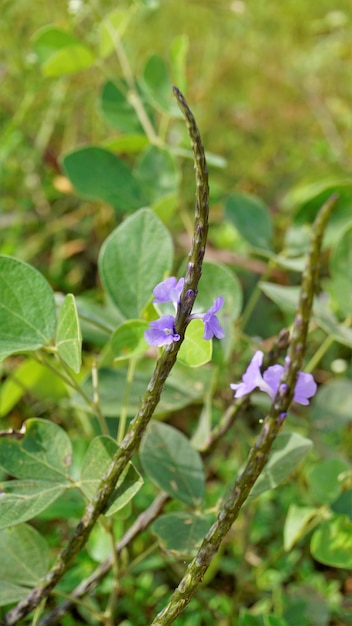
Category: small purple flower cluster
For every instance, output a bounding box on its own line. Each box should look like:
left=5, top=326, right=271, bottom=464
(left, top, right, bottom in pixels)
left=144, top=277, right=225, bottom=348
left=231, top=350, right=317, bottom=406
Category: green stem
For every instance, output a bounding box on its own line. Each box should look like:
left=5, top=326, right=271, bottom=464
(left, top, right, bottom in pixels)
left=305, top=334, right=334, bottom=372
left=150, top=195, right=337, bottom=625
left=91, top=362, right=110, bottom=436
left=2, top=88, right=209, bottom=626
left=108, top=27, right=160, bottom=145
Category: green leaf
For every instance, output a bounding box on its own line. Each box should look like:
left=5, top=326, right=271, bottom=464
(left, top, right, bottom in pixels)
left=265, top=617, right=288, bottom=626
left=238, top=612, right=263, bottom=626
left=225, top=192, right=273, bottom=250
left=248, top=432, right=313, bottom=500
left=140, top=54, right=178, bottom=114
left=75, top=295, right=122, bottom=346
left=0, top=523, right=49, bottom=585
left=33, top=26, right=94, bottom=76
left=98, top=208, right=173, bottom=318
left=0, top=419, right=72, bottom=527
left=311, top=514, right=352, bottom=568
left=311, top=380, right=352, bottom=431
left=284, top=178, right=352, bottom=248
left=178, top=319, right=212, bottom=367
left=0, top=358, right=67, bottom=418
left=110, top=320, right=149, bottom=362
left=56, top=294, right=82, bottom=373
left=330, top=223, right=352, bottom=316
left=99, top=81, right=144, bottom=133
left=80, top=436, right=143, bottom=515
left=33, top=25, right=80, bottom=62
left=62, top=146, right=145, bottom=212
left=135, top=146, right=179, bottom=204
left=42, top=46, right=94, bottom=77
left=104, top=134, right=149, bottom=154
left=152, top=512, right=213, bottom=556
left=0, top=480, right=66, bottom=530
left=331, top=490, right=352, bottom=521
left=140, top=421, right=205, bottom=505
left=284, top=504, right=318, bottom=551
left=0, top=524, right=50, bottom=605
left=152, top=193, right=178, bottom=225
left=306, top=458, right=349, bottom=505
left=0, top=418, right=72, bottom=481
left=313, top=303, right=352, bottom=348
left=98, top=8, right=134, bottom=58
left=260, top=282, right=299, bottom=314
left=0, top=256, right=56, bottom=359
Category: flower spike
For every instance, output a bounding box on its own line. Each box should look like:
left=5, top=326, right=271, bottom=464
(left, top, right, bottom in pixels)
left=231, top=350, right=317, bottom=406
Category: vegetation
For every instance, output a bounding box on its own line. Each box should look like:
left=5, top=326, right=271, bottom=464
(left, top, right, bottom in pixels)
left=0, top=1, right=351, bottom=625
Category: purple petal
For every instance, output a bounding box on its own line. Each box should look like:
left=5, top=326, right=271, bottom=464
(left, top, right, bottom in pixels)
left=231, top=350, right=318, bottom=406
left=153, top=277, right=184, bottom=305
left=231, top=350, right=266, bottom=398
left=203, top=296, right=224, bottom=321
left=202, top=296, right=225, bottom=340
left=262, top=364, right=284, bottom=399
left=144, top=315, right=180, bottom=347
left=293, top=372, right=317, bottom=405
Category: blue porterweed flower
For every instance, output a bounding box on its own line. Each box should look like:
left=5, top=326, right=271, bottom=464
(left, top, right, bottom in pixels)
left=230, top=350, right=317, bottom=406
left=190, top=296, right=225, bottom=340
left=153, top=277, right=184, bottom=306
left=144, top=315, right=180, bottom=347
left=144, top=277, right=225, bottom=347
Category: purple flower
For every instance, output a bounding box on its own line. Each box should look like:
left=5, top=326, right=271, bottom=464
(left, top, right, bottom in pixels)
left=230, top=350, right=317, bottom=406
left=153, top=277, right=184, bottom=306
left=144, top=315, right=180, bottom=347
left=144, top=276, right=225, bottom=348
left=201, top=296, right=225, bottom=340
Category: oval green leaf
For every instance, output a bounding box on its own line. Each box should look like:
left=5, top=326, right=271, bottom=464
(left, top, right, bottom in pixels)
left=0, top=418, right=72, bottom=481
left=99, top=80, right=144, bottom=133
left=225, top=192, right=273, bottom=250
left=0, top=523, right=49, bottom=586
left=306, top=458, right=350, bottom=505
left=0, top=481, right=66, bottom=530
left=248, top=432, right=313, bottom=500
left=311, top=514, right=352, bottom=568
left=178, top=319, right=212, bottom=367
left=98, top=208, right=173, bottom=318
left=152, top=512, right=214, bottom=556
left=311, top=380, right=352, bottom=431
left=56, top=294, right=82, bottom=373
left=141, top=54, right=177, bottom=114
left=0, top=255, right=56, bottom=358
left=62, top=146, right=145, bottom=212
left=33, top=26, right=94, bottom=76
left=110, top=319, right=149, bottom=362
left=0, top=524, right=50, bottom=605
left=140, top=421, right=205, bottom=505
left=330, top=223, right=352, bottom=317
left=135, top=146, right=179, bottom=205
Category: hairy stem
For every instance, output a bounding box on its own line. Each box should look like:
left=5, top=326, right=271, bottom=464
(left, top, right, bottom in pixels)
left=151, top=195, right=337, bottom=625
left=1, top=89, right=209, bottom=626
